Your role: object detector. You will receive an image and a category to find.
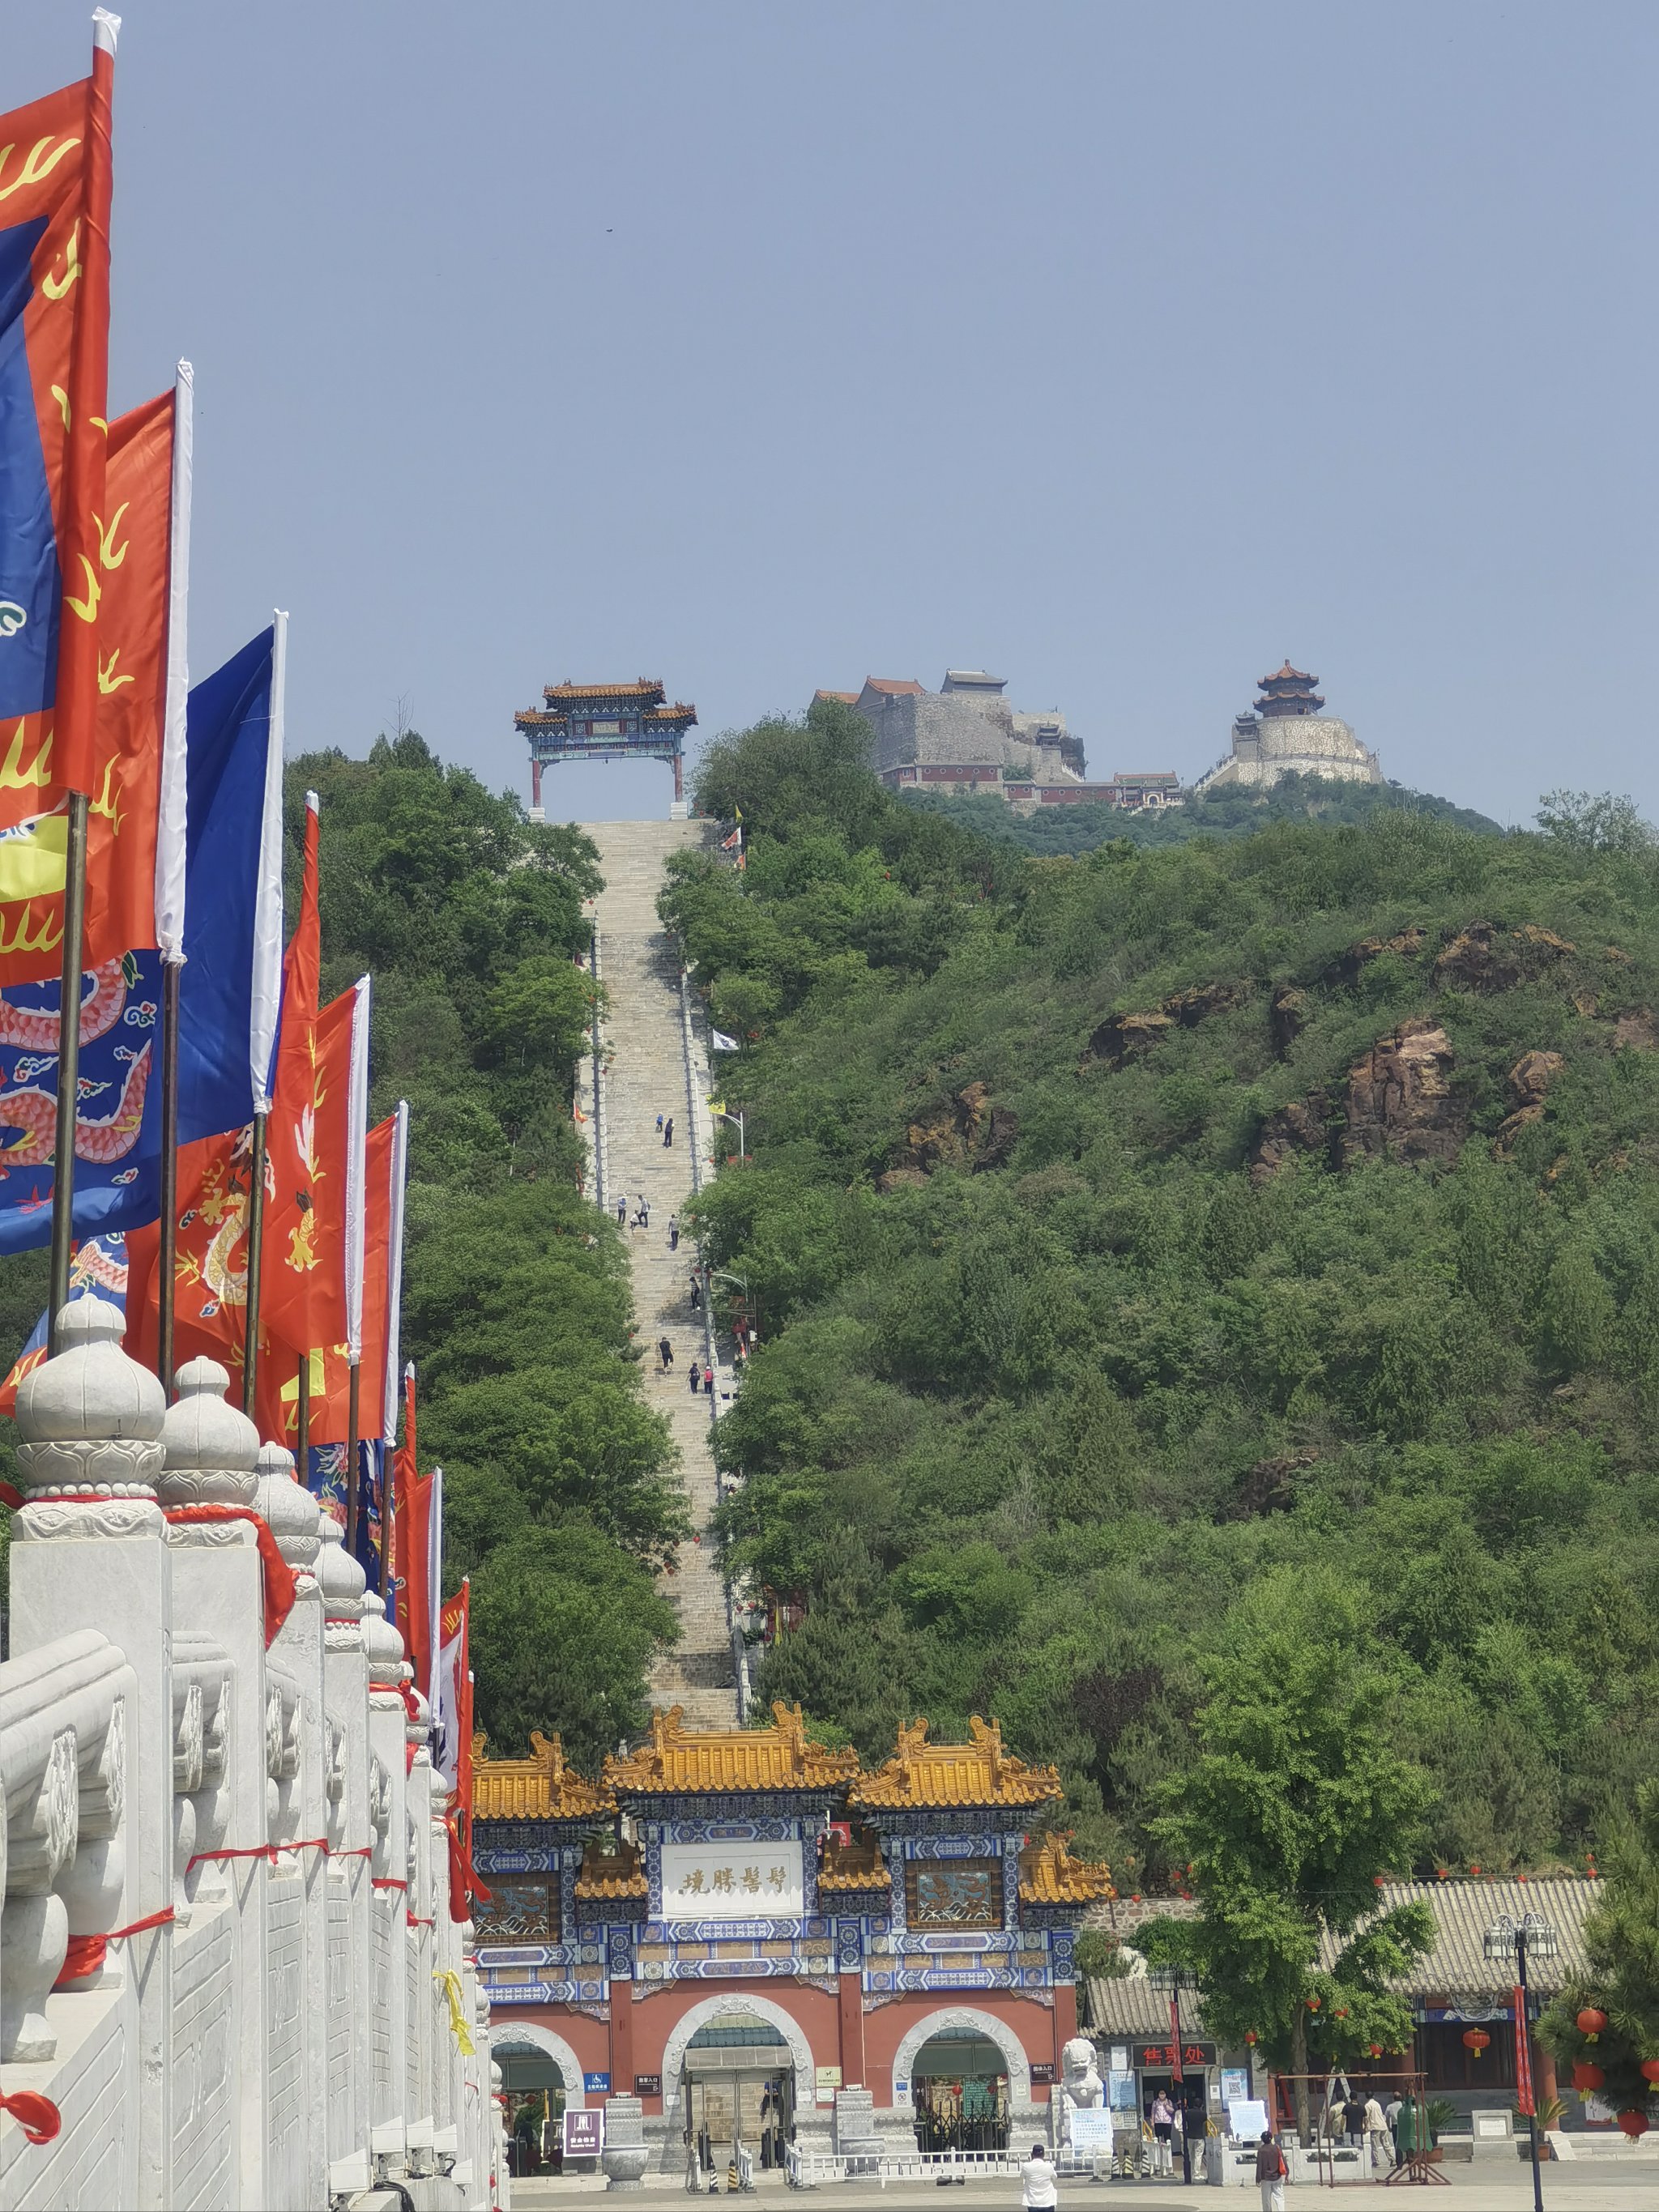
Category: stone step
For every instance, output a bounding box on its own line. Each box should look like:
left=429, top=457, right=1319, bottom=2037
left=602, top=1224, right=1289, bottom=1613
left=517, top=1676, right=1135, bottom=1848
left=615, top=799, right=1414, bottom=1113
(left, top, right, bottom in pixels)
left=580, top=821, right=736, bottom=1725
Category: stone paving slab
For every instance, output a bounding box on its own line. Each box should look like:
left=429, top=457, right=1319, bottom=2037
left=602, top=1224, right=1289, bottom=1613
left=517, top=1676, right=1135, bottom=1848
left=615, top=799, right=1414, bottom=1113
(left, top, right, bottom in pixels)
left=581, top=820, right=737, bottom=1728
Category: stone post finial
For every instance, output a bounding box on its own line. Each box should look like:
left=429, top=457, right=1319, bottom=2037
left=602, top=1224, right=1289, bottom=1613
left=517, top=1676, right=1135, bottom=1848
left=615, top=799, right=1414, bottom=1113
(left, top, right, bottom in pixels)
left=253, top=1441, right=322, bottom=1571
left=158, top=1356, right=259, bottom=1509
left=317, top=1509, right=366, bottom=1623
left=14, top=1296, right=164, bottom=1501
left=361, top=1590, right=406, bottom=1686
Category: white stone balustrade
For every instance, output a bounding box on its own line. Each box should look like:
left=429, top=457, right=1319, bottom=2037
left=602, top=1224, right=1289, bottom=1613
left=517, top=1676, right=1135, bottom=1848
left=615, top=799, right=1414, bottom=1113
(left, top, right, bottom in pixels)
left=0, top=1305, right=503, bottom=2212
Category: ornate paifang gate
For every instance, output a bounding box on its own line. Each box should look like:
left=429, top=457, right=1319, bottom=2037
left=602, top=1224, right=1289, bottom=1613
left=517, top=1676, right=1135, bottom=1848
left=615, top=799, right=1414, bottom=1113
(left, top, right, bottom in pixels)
left=514, top=680, right=698, bottom=814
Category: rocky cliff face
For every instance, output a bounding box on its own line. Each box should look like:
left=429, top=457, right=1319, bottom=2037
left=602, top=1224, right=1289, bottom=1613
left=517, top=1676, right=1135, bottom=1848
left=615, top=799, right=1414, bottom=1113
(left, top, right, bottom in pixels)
left=879, top=1080, right=1020, bottom=1188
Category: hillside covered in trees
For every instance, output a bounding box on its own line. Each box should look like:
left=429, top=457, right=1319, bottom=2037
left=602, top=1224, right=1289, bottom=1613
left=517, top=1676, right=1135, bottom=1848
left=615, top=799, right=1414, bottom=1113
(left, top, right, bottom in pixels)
left=666, top=701, right=1659, bottom=1881
left=912, top=771, right=1503, bottom=857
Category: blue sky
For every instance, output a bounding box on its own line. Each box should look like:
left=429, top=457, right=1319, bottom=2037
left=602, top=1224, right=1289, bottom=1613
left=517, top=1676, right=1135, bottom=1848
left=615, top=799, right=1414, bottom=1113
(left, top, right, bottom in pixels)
left=16, top=2, right=1659, bottom=823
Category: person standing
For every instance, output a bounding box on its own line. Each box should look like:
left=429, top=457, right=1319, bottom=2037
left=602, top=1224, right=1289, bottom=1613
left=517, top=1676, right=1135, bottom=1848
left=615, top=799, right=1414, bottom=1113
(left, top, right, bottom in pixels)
left=690, top=1274, right=702, bottom=1311
left=659, top=1336, right=673, bottom=1370
left=1254, top=2131, right=1287, bottom=2212
left=1343, top=2092, right=1367, bottom=2149
left=702, top=1362, right=714, bottom=1396
left=1150, top=2091, right=1175, bottom=2176
left=1019, top=2143, right=1056, bottom=2212
left=655, top=1113, right=664, bottom=1134
left=689, top=1364, right=701, bottom=1395
left=663, top=1115, right=674, bottom=1147
left=1363, top=2095, right=1393, bottom=2171
left=615, top=1197, right=627, bottom=1228
left=669, top=1214, right=680, bottom=1251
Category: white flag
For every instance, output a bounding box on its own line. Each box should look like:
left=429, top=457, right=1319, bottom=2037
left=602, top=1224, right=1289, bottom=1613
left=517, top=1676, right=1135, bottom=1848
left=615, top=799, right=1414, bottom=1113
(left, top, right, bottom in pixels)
left=710, top=1029, right=740, bottom=1051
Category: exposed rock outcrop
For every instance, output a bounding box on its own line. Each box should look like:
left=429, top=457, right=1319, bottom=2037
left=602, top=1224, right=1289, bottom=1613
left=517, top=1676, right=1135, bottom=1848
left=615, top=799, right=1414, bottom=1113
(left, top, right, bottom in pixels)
left=1269, top=986, right=1312, bottom=1053
left=1249, top=1092, right=1334, bottom=1182
left=1253, top=1018, right=1465, bottom=1178
left=1341, top=1019, right=1463, bottom=1166
left=1614, top=1010, right=1659, bottom=1053
left=1492, top=1049, right=1566, bottom=1158
left=881, top=1080, right=1018, bottom=1184
left=1085, top=981, right=1248, bottom=1066
left=1432, top=921, right=1576, bottom=994
left=1320, top=925, right=1426, bottom=987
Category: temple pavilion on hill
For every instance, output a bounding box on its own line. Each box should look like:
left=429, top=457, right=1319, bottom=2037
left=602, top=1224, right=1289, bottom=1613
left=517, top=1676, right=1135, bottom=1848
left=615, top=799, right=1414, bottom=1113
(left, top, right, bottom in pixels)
left=514, top=678, right=697, bottom=815
left=1195, top=659, right=1382, bottom=795
left=473, top=1705, right=1115, bottom=2177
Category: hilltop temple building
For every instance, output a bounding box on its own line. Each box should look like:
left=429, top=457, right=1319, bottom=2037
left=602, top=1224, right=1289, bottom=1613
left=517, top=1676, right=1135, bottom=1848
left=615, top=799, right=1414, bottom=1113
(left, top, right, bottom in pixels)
left=1194, top=662, right=1382, bottom=794
left=471, top=1705, right=1115, bottom=2176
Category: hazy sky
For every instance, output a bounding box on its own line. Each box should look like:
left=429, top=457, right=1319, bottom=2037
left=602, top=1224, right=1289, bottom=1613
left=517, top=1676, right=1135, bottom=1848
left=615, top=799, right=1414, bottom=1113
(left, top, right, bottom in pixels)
left=16, top=2, right=1659, bottom=824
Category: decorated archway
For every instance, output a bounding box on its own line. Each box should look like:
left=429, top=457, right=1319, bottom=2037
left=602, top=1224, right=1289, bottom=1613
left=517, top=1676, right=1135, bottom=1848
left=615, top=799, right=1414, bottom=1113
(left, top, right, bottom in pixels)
left=487, top=2020, right=587, bottom=2108
left=659, top=1993, right=818, bottom=2125
left=891, top=2005, right=1037, bottom=2116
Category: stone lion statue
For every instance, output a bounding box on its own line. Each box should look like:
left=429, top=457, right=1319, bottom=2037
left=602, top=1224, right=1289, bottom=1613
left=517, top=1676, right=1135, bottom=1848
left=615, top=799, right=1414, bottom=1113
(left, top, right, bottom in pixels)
left=1060, top=2035, right=1104, bottom=2110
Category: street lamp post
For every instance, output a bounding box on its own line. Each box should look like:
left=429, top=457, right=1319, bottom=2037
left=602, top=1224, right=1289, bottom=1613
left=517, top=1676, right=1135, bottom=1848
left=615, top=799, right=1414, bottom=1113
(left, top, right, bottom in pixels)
left=1149, top=1967, right=1202, bottom=2182
left=1485, top=1911, right=1559, bottom=2212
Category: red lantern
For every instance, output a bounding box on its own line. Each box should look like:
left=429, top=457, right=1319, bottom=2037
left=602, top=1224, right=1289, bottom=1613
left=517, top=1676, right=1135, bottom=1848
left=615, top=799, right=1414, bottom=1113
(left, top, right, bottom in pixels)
left=1462, top=2030, right=1491, bottom=2058
left=1577, top=2008, right=1608, bottom=2042
left=1367, top=2045, right=1383, bottom=2059
left=1245, top=2031, right=1259, bottom=2048
left=1640, top=2060, right=1659, bottom=2086
left=1617, top=2110, right=1649, bottom=2140
left=1572, top=2063, right=1605, bottom=2093
left=1307, top=1997, right=1322, bottom=2013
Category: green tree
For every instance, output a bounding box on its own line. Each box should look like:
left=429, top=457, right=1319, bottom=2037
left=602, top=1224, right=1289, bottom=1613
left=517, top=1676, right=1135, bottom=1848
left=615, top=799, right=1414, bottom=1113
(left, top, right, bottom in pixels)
left=469, top=1524, right=679, bottom=1767
left=1140, top=1570, right=1435, bottom=2143
left=1539, top=1779, right=1659, bottom=2125
left=1535, top=789, right=1657, bottom=855
left=1537, top=1242, right=1615, bottom=1377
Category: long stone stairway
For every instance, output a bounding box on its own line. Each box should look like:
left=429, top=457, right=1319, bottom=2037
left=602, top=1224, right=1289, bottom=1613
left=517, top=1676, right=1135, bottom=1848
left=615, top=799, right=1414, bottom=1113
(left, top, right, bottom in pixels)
left=581, top=819, right=739, bottom=1728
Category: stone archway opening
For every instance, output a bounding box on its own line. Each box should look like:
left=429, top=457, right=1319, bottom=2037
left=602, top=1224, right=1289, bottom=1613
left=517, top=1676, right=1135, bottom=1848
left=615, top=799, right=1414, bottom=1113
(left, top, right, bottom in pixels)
left=660, top=1998, right=816, bottom=2177
left=908, top=2030, right=1013, bottom=2154
left=489, top=2022, right=588, bottom=2180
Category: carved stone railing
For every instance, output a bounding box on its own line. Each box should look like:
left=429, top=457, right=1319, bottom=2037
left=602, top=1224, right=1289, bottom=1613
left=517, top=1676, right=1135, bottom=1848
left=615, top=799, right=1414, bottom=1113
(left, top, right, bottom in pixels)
left=0, top=1306, right=501, bottom=2212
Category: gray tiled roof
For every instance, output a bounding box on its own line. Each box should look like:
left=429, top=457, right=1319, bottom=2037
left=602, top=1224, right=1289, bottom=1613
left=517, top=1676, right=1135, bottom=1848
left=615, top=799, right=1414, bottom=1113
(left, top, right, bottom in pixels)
left=1320, top=1878, right=1595, bottom=1999
left=1081, top=1877, right=1597, bottom=2033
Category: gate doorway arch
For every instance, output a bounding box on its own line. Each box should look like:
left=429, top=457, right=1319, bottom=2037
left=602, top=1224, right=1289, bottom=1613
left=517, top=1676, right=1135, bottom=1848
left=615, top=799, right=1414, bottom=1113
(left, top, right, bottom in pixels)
left=893, top=2005, right=1036, bottom=2120
left=488, top=2020, right=587, bottom=2107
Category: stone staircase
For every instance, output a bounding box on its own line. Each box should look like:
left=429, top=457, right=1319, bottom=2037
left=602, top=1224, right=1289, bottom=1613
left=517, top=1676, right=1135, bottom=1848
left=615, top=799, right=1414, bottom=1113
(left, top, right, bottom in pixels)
left=581, top=820, right=739, bottom=1729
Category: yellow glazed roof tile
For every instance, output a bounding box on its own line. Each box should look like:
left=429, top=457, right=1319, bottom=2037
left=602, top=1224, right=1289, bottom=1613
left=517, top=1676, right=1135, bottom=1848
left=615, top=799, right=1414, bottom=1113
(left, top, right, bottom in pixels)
left=472, top=1731, right=616, bottom=1824
left=1018, top=1831, right=1115, bottom=1906
left=603, top=1703, right=862, bottom=1796
left=849, top=1716, right=1064, bottom=1812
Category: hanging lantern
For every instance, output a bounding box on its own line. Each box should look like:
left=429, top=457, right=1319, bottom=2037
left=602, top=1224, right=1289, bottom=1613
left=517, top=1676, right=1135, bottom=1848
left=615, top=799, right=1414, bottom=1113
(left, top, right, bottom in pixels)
left=1461, top=2030, right=1491, bottom=2058
left=1616, top=2110, right=1650, bottom=2140
left=1576, top=2008, right=1608, bottom=2042
left=1245, top=2032, right=1259, bottom=2048
left=1307, top=1997, right=1322, bottom=2013
left=1640, top=2060, right=1659, bottom=2086
left=1572, top=2063, right=1605, bottom=2093
left=1367, top=2045, right=1383, bottom=2059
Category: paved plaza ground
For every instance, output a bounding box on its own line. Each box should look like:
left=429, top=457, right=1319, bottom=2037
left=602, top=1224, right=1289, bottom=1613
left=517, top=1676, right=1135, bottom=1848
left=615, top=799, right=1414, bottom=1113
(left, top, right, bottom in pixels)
left=510, top=2166, right=1659, bottom=2210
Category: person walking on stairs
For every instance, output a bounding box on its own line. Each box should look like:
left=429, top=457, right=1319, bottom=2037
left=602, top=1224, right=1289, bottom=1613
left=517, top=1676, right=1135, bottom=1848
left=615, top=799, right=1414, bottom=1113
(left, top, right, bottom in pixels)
left=702, top=1362, right=714, bottom=1396
left=669, top=1214, right=680, bottom=1251
left=659, top=1336, right=673, bottom=1370
left=616, top=1196, right=627, bottom=1228
left=655, top=1113, right=663, bottom=1134
left=689, top=1273, right=702, bottom=1311
left=689, top=1363, right=701, bottom=1395
left=663, top=1115, right=674, bottom=1146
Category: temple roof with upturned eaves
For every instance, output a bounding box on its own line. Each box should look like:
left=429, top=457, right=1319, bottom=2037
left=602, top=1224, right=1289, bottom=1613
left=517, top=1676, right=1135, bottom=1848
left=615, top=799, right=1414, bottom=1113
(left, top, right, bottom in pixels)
left=848, top=1715, right=1064, bottom=1813
left=472, top=1730, right=617, bottom=1824
left=602, top=1702, right=862, bottom=1799
left=543, top=678, right=667, bottom=702
left=1018, top=1831, right=1115, bottom=1906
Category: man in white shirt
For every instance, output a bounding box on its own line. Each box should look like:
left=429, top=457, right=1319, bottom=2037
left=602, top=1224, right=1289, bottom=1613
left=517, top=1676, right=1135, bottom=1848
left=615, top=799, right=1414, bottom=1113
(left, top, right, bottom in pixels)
left=1020, top=2143, right=1058, bottom=2210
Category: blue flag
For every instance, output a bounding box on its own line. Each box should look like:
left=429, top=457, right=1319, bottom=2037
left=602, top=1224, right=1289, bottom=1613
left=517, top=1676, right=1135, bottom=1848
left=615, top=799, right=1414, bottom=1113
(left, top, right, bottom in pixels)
left=0, top=628, right=285, bottom=1251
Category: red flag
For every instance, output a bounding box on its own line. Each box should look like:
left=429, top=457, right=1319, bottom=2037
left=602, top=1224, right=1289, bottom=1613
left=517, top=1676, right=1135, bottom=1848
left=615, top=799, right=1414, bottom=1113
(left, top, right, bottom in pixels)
left=356, top=1114, right=395, bottom=1437
left=124, top=1123, right=258, bottom=1383
left=258, top=975, right=361, bottom=1407
left=1513, top=1986, right=1534, bottom=2116
left=392, top=1367, right=429, bottom=1668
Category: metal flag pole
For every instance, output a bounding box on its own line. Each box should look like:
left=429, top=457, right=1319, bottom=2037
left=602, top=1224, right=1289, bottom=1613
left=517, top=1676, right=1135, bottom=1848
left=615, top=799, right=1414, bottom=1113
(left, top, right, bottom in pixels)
left=241, top=1113, right=267, bottom=1417
left=295, top=1349, right=309, bottom=1470
left=345, top=1362, right=361, bottom=1554
left=154, top=360, right=194, bottom=1396
left=156, top=961, right=181, bottom=1392
left=47, top=798, right=90, bottom=1349
left=242, top=609, right=288, bottom=1422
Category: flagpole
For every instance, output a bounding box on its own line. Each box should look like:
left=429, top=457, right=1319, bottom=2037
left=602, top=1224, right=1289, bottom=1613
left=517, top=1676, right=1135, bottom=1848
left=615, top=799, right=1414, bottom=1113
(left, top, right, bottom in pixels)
left=345, top=1361, right=360, bottom=1552
left=154, top=360, right=194, bottom=1396
left=296, top=1349, right=309, bottom=1469
left=47, top=798, right=90, bottom=1349
left=241, top=1113, right=267, bottom=1417
left=156, top=961, right=181, bottom=1390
